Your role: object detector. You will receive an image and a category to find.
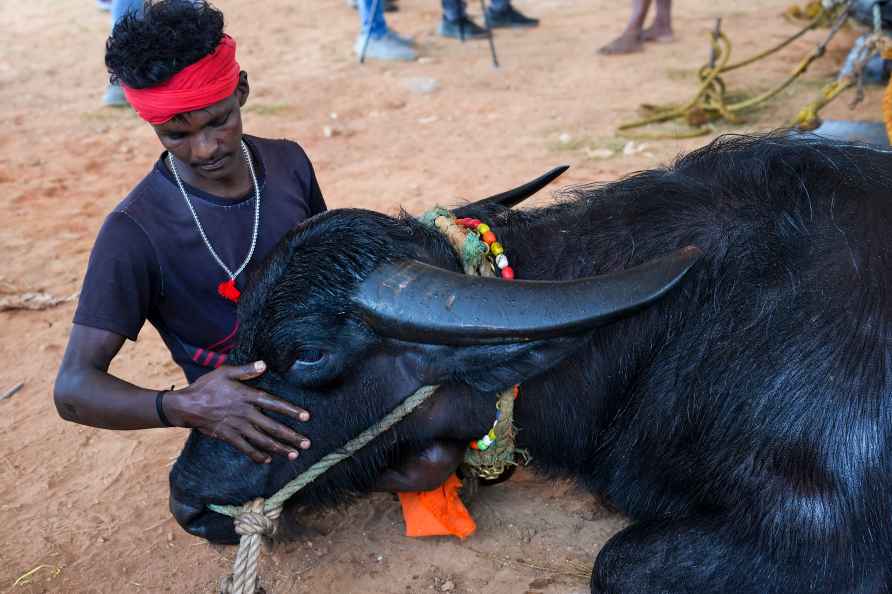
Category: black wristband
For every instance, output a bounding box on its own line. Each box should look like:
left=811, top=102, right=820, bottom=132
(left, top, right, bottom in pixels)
left=156, top=389, right=174, bottom=427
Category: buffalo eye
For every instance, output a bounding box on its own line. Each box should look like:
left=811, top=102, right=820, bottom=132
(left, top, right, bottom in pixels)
left=291, top=348, right=326, bottom=366
left=286, top=348, right=337, bottom=386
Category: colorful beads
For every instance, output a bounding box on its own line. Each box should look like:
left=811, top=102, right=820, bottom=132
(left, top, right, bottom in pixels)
left=471, top=386, right=520, bottom=451
left=455, top=216, right=514, bottom=280
left=454, top=214, right=521, bottom=452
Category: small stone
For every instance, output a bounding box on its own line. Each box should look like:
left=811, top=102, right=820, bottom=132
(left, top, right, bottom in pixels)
left=329, top=112, right=338, bottom=120
left=440, top=580, right=455, bottom=592
left=323, top=126, right=336, bottom=138
left=585, top=147, right=614, bottom=160
left=623, top=141, right=648, bottom=156
left=402, top=77, right=439, bottom=94
left=558, top=132, right=572, bottom=145
left=376, top=555, right=384, bottom=562
left=417, top=116, right=438, bottom=125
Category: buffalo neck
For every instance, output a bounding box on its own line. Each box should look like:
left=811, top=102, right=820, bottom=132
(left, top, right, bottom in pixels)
left=461, top=202, right=689, bottom=479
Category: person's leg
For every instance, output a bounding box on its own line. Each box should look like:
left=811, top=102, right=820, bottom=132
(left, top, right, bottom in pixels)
left=103, top=0, right=144, bottom=106
left=441, top=0, right=465, bottom=22
left=598, top=0, right=651, bottom=55
left=486, top=0, right=539, bottom=28
left=641, top=0, right=673, bottom=42
left=439, top=0, right=489, bottom=39
left=356, top=0, right=417, bottom=60
left=358, top=0, right=388, bottom=39
left=110, top=0, right=142, bottom=24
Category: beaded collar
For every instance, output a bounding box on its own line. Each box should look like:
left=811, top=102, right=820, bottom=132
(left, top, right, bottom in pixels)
left=420, top=207, right=528, bottom=479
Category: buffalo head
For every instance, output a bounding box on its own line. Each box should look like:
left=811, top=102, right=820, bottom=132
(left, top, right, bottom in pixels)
left=169, top=204, right=700, bottom=543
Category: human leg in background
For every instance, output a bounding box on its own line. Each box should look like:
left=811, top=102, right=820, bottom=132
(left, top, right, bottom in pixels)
left=356, top=0, right=417, bottom=61
left=346, top=0, right=400, bottom=14
left=485, top=0, right=539, bottom=29
left=439, top=0, right=489, bottom=40
left=598, top=0, right=651, bottom=55
left=102, top=0, right=143, bottom=106
left=640, top=0, right=672, bottom=42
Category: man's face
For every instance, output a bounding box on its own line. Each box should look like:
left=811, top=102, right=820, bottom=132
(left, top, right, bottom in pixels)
left=152, top=74, right=249, bottom=183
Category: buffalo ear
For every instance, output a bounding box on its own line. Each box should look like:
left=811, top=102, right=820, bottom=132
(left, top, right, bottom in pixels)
left=418, top=335, right=590, bottom=394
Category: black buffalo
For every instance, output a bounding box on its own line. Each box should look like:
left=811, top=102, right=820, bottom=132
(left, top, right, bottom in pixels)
left=169, top=134, right=892, bottom=594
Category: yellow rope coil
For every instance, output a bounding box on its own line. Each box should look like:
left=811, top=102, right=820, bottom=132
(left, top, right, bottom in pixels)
left=618, top=4, right=849, bottom=139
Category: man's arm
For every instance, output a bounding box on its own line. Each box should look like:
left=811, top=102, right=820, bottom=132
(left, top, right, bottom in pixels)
left=54, top=324, right=313, bottom=464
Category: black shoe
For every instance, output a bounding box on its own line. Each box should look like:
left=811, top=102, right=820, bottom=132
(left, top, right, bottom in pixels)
left=438, top=16, right=490, bottom=40
left=485, top=5, right=539, bottom=28
left=348, top=0, right=397, bottom=11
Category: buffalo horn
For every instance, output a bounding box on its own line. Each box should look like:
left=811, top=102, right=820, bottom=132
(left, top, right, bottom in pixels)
left=353, top=246, right=702, bottom=345
left=453, top=165, right=569, bottom=215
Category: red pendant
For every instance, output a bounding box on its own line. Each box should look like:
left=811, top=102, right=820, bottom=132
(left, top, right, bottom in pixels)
left=218, top=279, right=241, bottom=303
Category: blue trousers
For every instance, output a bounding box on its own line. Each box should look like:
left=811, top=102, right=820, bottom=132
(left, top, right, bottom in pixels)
left=359, top=0, right=388, bottom=37
left=111, top=0, right=143, bottom=23
left=442, top=0, right=510, bottom=21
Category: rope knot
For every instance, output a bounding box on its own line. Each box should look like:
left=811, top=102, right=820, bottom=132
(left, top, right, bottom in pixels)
left=218, top=499, right=283, bottom=594
left=233, top=499, right=280, bottom=538
left=234, top=510, right=277, bottom=537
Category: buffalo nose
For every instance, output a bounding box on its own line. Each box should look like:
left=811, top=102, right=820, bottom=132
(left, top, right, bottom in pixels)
left=169, top=493, right=240, bottom=545
left=169, top=493, right=203, bottom=534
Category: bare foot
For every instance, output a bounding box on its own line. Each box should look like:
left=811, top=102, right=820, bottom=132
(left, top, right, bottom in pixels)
left=641, top=26, right=673, bottom=43
left=598, top=32, right=643, bottom=55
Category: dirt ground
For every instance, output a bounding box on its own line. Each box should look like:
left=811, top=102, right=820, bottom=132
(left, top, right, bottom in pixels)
left=0, top=0, right=885, bottom=592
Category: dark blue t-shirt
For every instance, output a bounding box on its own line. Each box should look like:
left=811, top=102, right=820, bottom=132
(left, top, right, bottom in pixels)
left=74, top=135, right=326, bottom=383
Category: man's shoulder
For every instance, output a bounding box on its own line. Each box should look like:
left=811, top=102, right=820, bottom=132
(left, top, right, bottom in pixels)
left=110, top=163, right=168, bottom=217
left=103, top=162, right=181, bottom=241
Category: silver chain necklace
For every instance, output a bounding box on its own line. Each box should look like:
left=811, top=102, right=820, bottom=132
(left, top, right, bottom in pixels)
left=167, top=140, right=260, bottom=301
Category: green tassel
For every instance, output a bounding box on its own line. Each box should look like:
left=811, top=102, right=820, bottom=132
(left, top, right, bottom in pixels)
left=461, top=232, right=487, bottom=270
left=419, top=206, right=451, bottom=229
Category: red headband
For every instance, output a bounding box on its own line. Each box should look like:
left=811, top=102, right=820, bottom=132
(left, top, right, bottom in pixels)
left=122, top=35, right=240, bottom=125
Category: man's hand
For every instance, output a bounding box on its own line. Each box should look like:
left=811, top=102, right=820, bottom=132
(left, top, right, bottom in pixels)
left=164, top=360, right=311, bottom=464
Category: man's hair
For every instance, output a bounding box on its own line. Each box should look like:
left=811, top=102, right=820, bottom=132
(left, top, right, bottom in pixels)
left=105, top=0, right=225, bottom=89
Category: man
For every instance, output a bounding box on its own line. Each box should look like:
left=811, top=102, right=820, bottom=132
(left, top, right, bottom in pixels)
left=599, top=0, right=673, bottom=55
left=57, top=0, right=324, bottom=465
left=57, top=0, right=462, bottom=495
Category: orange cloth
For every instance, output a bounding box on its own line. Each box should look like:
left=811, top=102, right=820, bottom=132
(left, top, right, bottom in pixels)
left=883, top=70, right=892, bottom=145
left=398, top=474, right=476, bottom=539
